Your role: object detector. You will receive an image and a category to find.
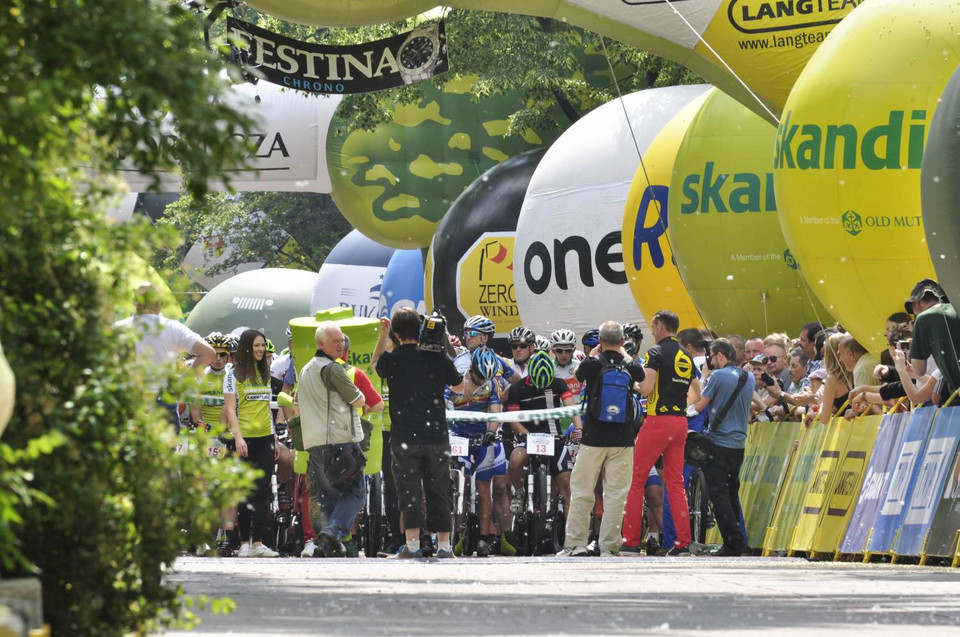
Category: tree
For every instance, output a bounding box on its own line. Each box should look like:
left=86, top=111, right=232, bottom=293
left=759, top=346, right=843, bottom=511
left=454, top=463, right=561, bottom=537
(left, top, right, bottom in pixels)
left=0, top=1, right=257, bottom=634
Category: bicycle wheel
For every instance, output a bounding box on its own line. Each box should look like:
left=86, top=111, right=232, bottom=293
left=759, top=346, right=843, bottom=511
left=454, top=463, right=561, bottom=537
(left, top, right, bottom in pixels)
left=550, top=506, right=566, bottom=553
left=531, top=464, right=549, bottom=555
left=364, top=473, right=384, bottom=557
left=688, top=468, right=709, bottom=544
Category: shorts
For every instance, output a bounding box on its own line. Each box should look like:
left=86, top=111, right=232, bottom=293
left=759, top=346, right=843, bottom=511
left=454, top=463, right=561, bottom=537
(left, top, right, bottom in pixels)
left=645, top=464, right=661, bottom=488
left=462, top=442, right=508, bottom=482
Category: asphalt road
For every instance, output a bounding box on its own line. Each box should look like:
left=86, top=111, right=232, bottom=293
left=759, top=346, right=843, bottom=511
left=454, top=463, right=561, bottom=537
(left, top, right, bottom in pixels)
left=163, top=555, right=960, bottom=636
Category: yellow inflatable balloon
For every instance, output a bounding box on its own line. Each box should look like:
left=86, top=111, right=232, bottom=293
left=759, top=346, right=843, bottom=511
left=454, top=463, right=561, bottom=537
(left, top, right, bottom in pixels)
left=670, top=89, right=832, bottom=337
left=774, top=0, right=958, bottom=353
left=248, top=0, right=862, bottom=117
left=622, top=91, right=710, bottom=330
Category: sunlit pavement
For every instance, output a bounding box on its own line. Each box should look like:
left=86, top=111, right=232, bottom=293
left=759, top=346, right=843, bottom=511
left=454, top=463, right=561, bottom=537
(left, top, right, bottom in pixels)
left=163, top=555, right=960, bottom=636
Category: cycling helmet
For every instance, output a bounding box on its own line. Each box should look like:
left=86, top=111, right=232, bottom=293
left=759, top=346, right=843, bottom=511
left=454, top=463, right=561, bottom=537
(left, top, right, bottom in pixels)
left=285, top=326, right=292, bottom=339
left=550, top=329, right=577, bottom=347
left=204, top=331, right=231, bottom=351
left=225, top=334, right=239, bottom=353
left=527, top=350, right=555, bottom=389
left=507, top=326, right=536, bottom=344
left=622, top=323, right=644, bottom=343
left=463, top=315, right=496, bottom=335
left=264, top=339, right=275, bottom=354
left=535, top=335, right=551, bottom=351
left=471, top=346, right=500, bottom=381
left=582, top=329, right=600, bottom=349
left=624, top=339, right=638, bottom=357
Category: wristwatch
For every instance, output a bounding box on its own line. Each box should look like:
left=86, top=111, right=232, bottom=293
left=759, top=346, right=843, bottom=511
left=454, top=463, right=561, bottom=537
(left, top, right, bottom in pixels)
left=398, top=26, right=444, bottom=84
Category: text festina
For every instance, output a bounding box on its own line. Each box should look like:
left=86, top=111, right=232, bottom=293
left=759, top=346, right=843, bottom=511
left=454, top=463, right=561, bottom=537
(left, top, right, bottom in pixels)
left=226, top=18, right=449, bottom=95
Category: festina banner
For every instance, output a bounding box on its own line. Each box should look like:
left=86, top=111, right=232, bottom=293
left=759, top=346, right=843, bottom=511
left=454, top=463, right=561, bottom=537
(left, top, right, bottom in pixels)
left=226, top=18, right=449, bottom=94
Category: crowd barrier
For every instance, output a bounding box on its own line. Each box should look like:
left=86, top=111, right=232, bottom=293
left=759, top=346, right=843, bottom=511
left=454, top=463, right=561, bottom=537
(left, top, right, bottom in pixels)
left=732, top=397, right=960, bottom=566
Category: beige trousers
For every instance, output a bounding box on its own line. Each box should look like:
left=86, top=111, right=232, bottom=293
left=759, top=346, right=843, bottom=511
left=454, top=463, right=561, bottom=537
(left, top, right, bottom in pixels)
left=563, top=444, right=634, bottom=554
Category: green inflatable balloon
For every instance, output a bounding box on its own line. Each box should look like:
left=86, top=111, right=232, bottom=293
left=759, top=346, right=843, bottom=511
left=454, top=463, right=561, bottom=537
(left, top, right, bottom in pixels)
left=327, top=75, right=566, bottom=249
left=670, top=89, right=832, bottom=337
left=922, top=63, right=960, bottom=307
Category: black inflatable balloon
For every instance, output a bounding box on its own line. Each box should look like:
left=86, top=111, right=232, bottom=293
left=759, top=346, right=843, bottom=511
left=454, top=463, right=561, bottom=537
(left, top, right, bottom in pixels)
left=922, top=63, right=960, bottom=305
left=429, top=148, right=546, bottom=355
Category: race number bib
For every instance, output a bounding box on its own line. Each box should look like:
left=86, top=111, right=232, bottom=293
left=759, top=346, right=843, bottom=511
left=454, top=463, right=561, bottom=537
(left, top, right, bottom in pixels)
left=175, top=435, right=191, bottom=455
left=527, top=433, right=554, bottom=456
left=207, top=438, right=227, bottom=458
left=449, top=435, right=470, bottom=457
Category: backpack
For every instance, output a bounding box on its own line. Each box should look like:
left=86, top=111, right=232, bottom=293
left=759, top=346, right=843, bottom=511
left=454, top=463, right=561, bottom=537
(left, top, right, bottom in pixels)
left=588, top=358, right=637, bottom=425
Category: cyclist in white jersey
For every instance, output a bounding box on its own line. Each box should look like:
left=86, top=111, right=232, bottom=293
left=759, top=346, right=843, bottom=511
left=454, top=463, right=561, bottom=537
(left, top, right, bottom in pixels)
left=550, top=329, right=583, bottom=397
left=507, top=326, right=536, bottom=379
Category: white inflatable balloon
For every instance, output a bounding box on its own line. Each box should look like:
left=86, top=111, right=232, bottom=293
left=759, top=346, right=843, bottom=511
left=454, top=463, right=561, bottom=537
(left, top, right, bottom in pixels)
left=119, top=82, right=341, bottom=193
left=311, top=230, right=396, bottom=318
left=514, top=85, right=712, bottom=343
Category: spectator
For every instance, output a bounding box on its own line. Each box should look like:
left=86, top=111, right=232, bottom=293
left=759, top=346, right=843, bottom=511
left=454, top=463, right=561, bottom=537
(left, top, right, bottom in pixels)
left=560, top=321, right=643, bottom=557
left=113, top=281, right=214, bottom=432
left=818, top=332, right=851, bottom=424
left=623, top=310, right=695, bottom=555
left=744, top=337, right=764, bottom=362
left=297, top=323, right=369, bottom=558
left=763, top=333, right=792, bottom=387
left=907, top=279, right=960, bottom=402
left=374, top=308, right=464, bottom=559
left=690, top=338, right=755, bottom=556
left=726, top=334, right=747, bottom=366
left=798, top=322, right=824, bottom=374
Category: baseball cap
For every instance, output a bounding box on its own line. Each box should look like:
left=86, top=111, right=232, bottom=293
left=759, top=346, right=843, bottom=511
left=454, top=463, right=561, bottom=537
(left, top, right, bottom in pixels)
left=808, top=367, right=828, bottom=381
left=905, top=279, right=947, bottom=314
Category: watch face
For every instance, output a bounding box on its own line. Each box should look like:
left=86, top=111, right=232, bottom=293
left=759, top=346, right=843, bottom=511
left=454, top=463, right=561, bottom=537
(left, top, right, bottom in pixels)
left=400, top=35, right=434, bottom=70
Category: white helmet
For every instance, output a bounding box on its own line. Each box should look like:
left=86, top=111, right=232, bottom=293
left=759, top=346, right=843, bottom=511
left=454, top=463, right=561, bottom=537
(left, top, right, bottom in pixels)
left=550, top=329, right=576, bottom=347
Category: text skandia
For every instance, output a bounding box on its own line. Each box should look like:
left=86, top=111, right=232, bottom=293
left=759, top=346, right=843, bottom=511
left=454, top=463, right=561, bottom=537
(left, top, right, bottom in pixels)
left=739, top=0, right=862, bottom=22
left=680, top=163, right=776, bottom=214
left=775, top=110, right=927, bottom=170
left=245, top=35, right=404, bottom=82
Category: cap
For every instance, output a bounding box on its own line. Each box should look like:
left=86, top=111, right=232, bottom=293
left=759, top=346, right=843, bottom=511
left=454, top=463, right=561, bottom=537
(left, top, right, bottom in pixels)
left=750, top=354, right=768, bottom=365
left=905, top=278, right=947, bottom=314
left=808, top=367, right=828, bottom=381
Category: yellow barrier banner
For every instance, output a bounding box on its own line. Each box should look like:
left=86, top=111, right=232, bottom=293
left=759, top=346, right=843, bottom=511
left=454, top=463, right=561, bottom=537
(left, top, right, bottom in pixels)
left=738, top=422, right=778, bottom=527
left=764, top=421, right=828, bottom=552
left=746, top=420, right=803, bottom=548
left=790, top=416, right=854, bottom=554
left=810, top=413, right=884, bottom=554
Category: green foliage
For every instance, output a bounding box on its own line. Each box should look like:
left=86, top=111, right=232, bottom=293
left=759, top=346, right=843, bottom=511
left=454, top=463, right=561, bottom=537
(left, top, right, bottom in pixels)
left=154, top=191, right=353, bottom=275
left=0, top=0, right=258, bottom=634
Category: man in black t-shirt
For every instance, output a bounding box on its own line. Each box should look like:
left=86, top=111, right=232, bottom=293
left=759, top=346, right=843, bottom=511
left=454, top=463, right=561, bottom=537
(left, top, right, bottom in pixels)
left=623, top=309, right=696, bottom=555
left=374, top=308, right=464, bottom=558
left=560, top=321, right=644, bottom=557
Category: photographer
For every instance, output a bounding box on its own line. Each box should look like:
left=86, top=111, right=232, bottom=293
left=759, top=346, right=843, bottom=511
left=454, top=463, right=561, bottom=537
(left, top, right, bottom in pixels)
left=690, top=338, right=755, bottom=556
left=373, top=308, right=464, bottom=559
left=298, top=323, right=368, bottom=557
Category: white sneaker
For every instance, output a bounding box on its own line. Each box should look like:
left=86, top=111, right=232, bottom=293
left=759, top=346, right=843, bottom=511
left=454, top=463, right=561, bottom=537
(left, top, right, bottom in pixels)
left=557, top=545, right=589, bottom=557
left=237, top=542, right=252, bottom=558
left=249, top=543, right=279, bottom=558
left=300, top=539, right=318, bottom=558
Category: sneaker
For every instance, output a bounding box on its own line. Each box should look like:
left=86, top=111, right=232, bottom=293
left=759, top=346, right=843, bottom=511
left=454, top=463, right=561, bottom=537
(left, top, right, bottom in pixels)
left=476, top=538, right=491, bottom=557
left=453, top=535, right=465, bottom=556
left=319, top=533, right=346, bottom=558
left=715, top=544, right=745, bottom=557
left=586, top=539, right=600, bottom=557
left=237, top=542, right=252, bottom=558
left=249, top=543, right=279, bottom=558
left=216, top=541, right=234, bottom=557
left=498, top=533, right=518, bottom=557
left=645, top=535, right=661, bottom=556
left=395, top=546, right=424, bottom=559
left=300, top=540, right=318, bottom=558
left=343, top=536, right=359, bottom=558
left=557, top=545, right=589, bottom=557
left=600, top=550, right=620, bottom=557
left=620, top=544, right=642, bottom=554
left=194, top=543, right=213, bottom=557
left=510, top=488, right=525, bottom=514
left=435, top=548, right=456, bottom=559
left=666, top=544, right=691, bottom=557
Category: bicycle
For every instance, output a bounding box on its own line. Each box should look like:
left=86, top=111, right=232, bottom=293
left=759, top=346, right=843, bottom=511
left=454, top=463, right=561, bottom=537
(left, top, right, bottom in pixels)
left=449, top=433, right=501, bottom=557
left=686, top=464, right=713, bottom=544
left=357, top=471, right=386, bottom=557
left=271, top=422, right=303, bottom=556
left=513, top=432, right=568, bottom=556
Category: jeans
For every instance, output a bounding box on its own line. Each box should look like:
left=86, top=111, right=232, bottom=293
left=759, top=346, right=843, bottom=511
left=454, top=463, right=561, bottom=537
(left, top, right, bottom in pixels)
left=704, top=444, right=746, bottom=549
left=307, top=443, right=367, bottom=541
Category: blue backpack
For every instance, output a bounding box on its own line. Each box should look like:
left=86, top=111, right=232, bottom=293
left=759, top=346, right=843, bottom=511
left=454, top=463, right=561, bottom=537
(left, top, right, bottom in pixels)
left=589, top=359, right=636, bottom=424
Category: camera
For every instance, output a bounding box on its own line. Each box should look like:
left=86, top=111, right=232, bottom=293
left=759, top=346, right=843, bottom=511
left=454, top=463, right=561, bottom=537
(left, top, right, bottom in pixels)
left=760, top=371, right=776, bottom=387
left=897, top=339, right=912, bottom=352
left=418, top=310, right=448, bottom=353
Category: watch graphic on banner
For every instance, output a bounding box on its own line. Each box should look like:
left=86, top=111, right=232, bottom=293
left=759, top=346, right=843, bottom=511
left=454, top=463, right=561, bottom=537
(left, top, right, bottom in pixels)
left=398, top=26, right=444, bottom=84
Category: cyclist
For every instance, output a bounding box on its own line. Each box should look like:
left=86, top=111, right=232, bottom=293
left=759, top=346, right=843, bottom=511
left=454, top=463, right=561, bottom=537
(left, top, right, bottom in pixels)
left=504, top=350, right=582, bottom=519
left=507, top=326, right=537, bottom=379
left=535, top=335, right=551, bottom=352
left=446, top=347, right=513, bottom=556
left=550, top=329, right=583, bottom=397
left=455, top=316, right=521, bottom=385
left=622, top=323, right=644, bottom=358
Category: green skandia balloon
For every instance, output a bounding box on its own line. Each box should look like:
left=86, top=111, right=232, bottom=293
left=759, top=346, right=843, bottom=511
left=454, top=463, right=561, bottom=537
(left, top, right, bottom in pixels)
left=326, top=75, right=565, bottom=249
left=669, top=89, right=832, bottom=338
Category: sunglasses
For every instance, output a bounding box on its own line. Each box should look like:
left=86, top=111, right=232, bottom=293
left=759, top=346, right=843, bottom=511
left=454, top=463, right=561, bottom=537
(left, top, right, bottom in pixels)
left=766, top=356, right=778, bottom=363
left=554, top=348, right=574, bottom=354
left=464, top=330, right=481, bottom=338
left=511, top=342, right=532, bottom=350
left=215, top=352, right=230, bottom=359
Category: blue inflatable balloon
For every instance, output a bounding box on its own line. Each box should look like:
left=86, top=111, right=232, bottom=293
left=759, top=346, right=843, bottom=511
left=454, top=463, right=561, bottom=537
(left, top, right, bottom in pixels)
left=378, top=249, right=426, bottom=319
left=311, top=229, right=396, bottom=318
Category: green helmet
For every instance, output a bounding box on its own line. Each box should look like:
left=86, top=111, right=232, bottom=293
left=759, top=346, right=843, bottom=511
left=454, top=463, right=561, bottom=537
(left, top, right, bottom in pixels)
left=264, top=338, right=275, bottom=354
left=528, top=350, right=556, bottom=390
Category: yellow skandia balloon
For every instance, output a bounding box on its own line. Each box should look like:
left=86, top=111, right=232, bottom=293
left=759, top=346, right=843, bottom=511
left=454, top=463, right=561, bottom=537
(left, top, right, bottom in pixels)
left=247, top=0, right=863, bottom=119
left=774, top=0, right=959, bottom=353
left=670, top=88, right=833, bottom=338
left=622, top=90, right=710, bottom=330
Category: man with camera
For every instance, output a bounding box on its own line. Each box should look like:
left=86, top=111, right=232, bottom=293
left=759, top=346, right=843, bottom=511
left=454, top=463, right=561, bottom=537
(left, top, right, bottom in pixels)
left=373, top=308, right=465, bottom=558
left=298, top=323, right=368, bottom=558
left=907, top=278, right=960, bottom=401
left=690, top=338, right=755, bottom=556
